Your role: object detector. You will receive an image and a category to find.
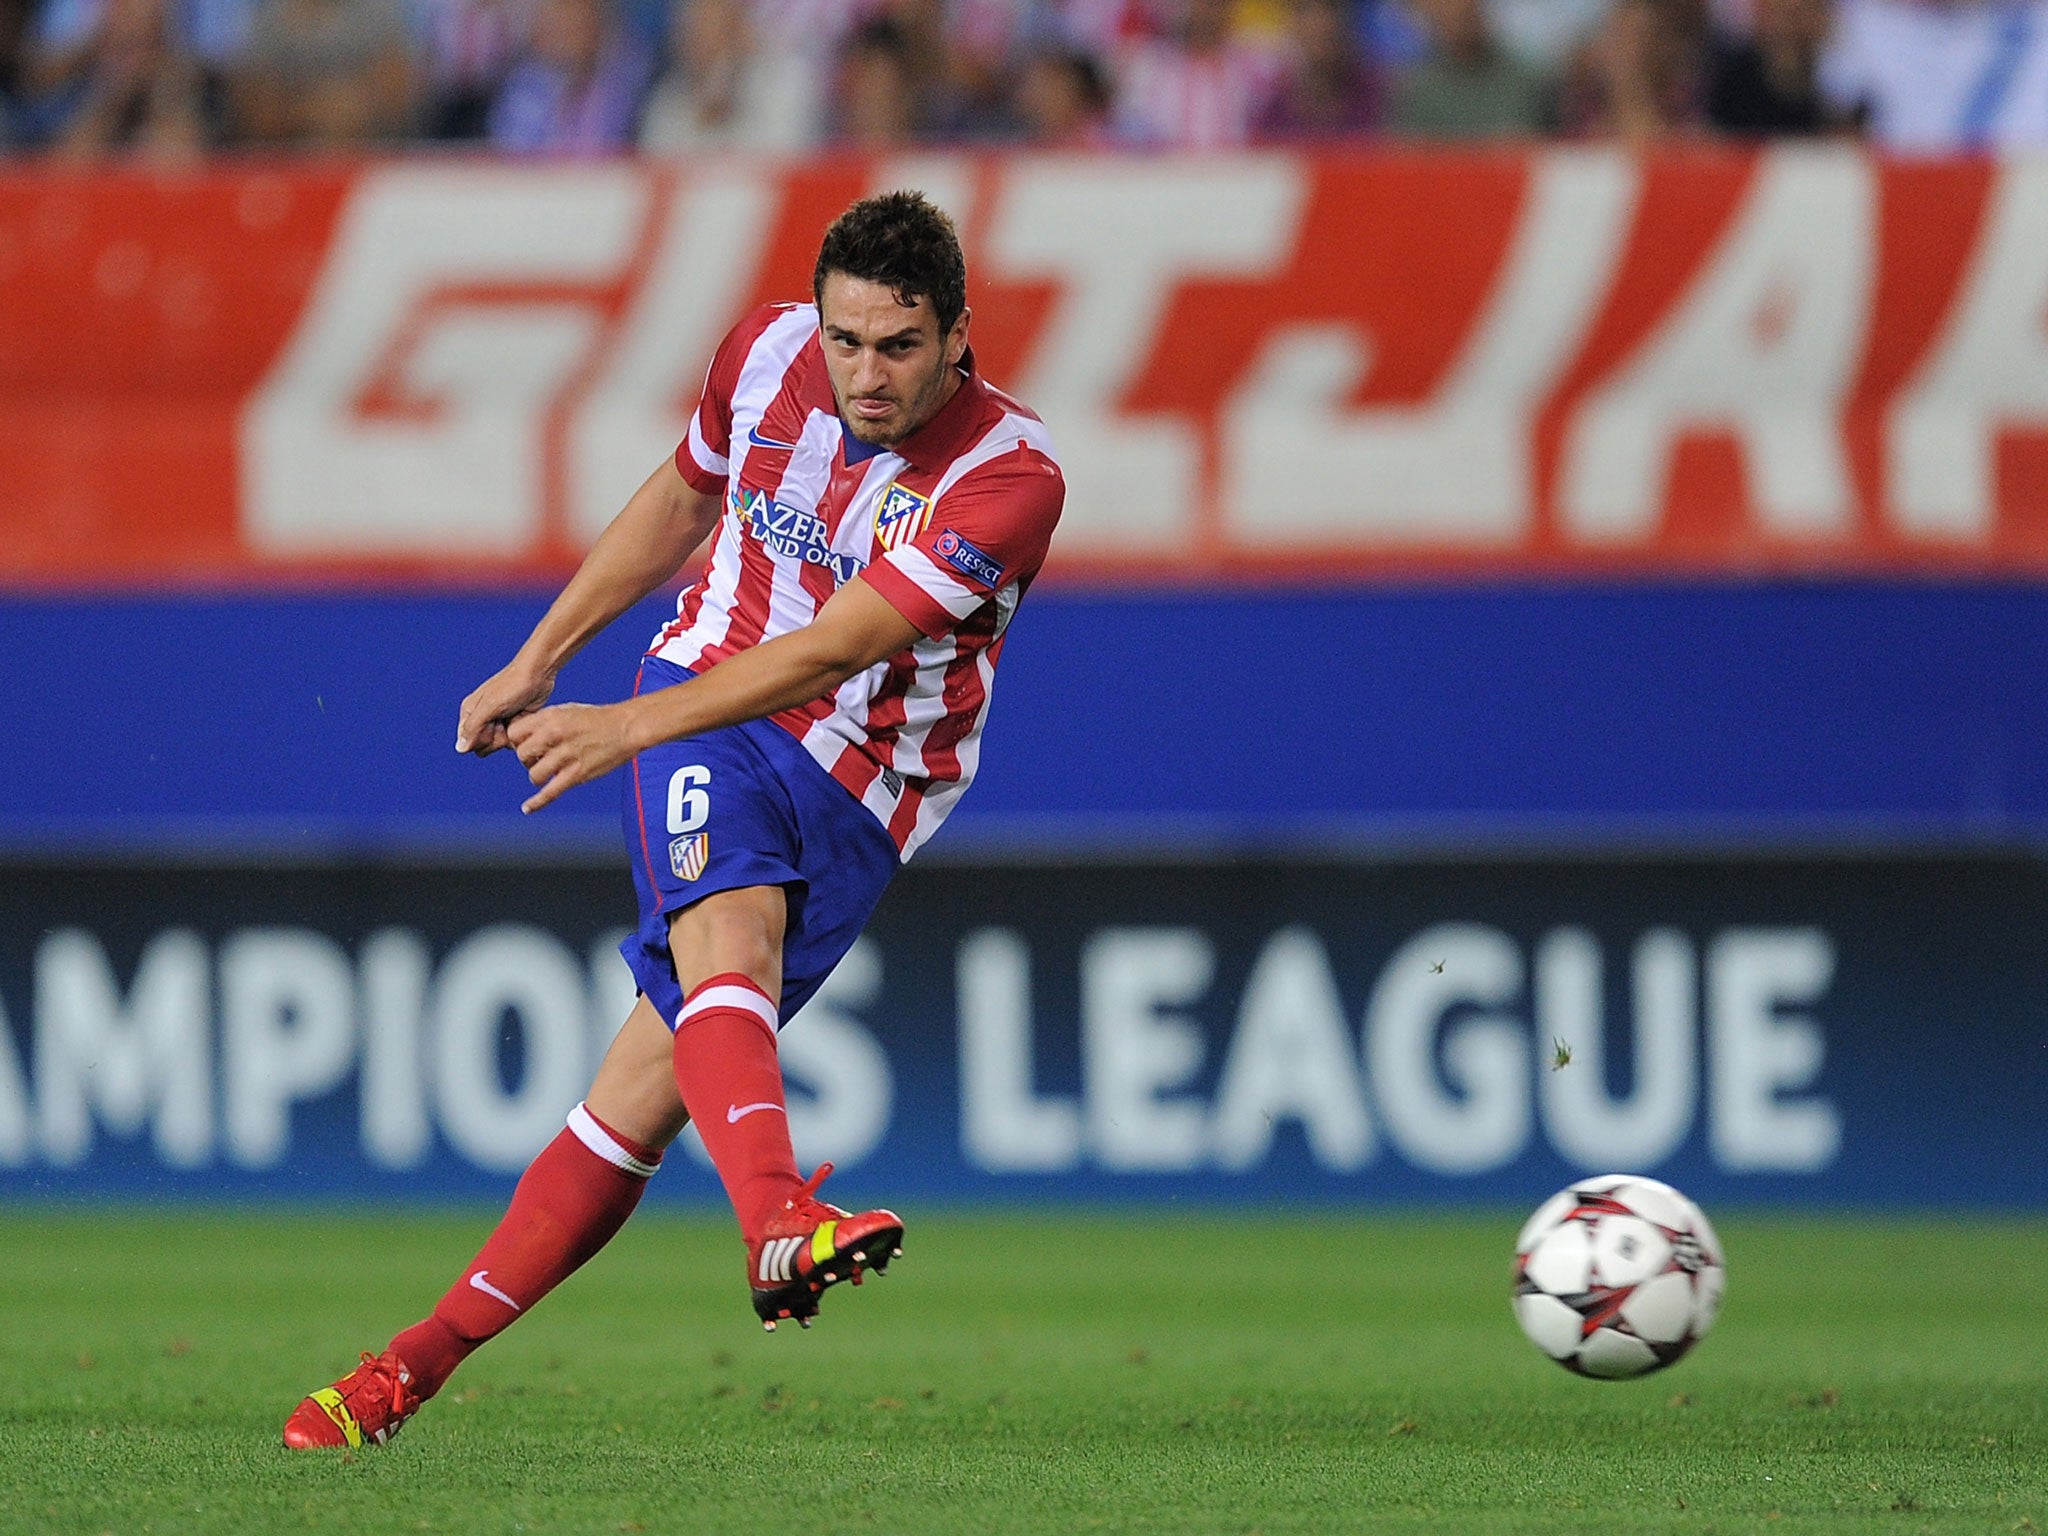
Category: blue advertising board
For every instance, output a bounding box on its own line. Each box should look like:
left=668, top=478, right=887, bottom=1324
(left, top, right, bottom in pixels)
left=1, top=855, right=2040, bottom=1208
left=3, top=579, right=2048, bottom=854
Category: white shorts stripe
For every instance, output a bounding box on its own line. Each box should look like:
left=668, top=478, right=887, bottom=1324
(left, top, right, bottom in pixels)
left=678, top=981, right=778, bottom=1035
left=566, top=1102, right=662, bottom=1179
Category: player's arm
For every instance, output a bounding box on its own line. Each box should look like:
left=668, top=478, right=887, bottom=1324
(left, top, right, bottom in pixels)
left=457, top=460, right=721, bottom=756
left=507, top=576, right=923, bottom=814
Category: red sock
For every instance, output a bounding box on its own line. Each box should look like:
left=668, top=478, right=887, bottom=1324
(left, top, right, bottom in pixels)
left=388, top=1103, right=661, bottom=1399
left=670, top=972, right=799, bottom=1239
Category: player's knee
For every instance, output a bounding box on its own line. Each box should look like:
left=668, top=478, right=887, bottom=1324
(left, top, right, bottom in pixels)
left=670, top=889, right=783, bottom=993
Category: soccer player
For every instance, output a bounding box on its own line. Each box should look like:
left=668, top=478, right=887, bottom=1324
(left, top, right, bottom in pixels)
left=281, top=191, right=1064, bottom=1450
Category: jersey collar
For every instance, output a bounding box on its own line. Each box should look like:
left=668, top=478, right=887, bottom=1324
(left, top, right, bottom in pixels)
left=892, top=347, right=986, bottom=473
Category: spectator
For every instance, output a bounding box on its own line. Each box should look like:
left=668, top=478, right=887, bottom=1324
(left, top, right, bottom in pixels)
left=1820, top=0, right=2048, bottom=151
left=231, top=0, right=416, bottom=147
left=1031, top=0, right=1152, bottom=54
left=47, top=0, right=209, bottom=158
left=0, top=0, right=24, bottom=147
left=833, top=15, right=918, bottom=145
left=182, top=0, right=252, bottom=70
left=1707, top=0, right=1841, bottom=134
left=489, top=0, right=653, bottom=153
left=1484, top=0, right=1615, bottom=67
left=1556, top=0, right=1708, bottom=141
left=640, top=0, right=824, bottom=151
left=1391, top=0, right=1550, bottom=136
left=1015, top=42, right=1115, bottom=143
left=1254, top=0, right=1379, bottom=139
left=857, top=0, right=987, bottom=138
left=1114, top=0, right=1283, bottom=147
left=16, top=0, right=242, bottom=146
left=416, top=0, right=530, bottom=140
left=924, top=0, right=1027, bottom=138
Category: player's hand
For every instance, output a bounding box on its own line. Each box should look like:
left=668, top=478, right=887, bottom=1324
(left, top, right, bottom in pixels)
left=508, top=701, right=639, bottom=814
left=457, top=660, right=556, bottom=757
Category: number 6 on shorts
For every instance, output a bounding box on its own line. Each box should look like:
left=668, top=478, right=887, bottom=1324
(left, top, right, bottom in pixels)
left=666, top=765, right=711, bottom=834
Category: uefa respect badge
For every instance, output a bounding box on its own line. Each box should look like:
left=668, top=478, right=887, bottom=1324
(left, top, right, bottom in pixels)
left=933, top=529, right=1003, bottom=587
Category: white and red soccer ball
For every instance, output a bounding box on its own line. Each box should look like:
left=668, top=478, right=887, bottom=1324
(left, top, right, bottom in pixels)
left=1512, top=1174, right=1726, bottom=1380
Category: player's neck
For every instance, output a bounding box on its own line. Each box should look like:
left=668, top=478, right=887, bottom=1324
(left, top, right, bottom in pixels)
left=878, top=363, right=966, bottom=448
left=920, top=363, right=967, bottom=430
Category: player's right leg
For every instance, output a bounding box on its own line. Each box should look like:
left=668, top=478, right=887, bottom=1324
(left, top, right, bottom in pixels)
left=280, top=996, right=681, bottom=1449
left=662, top=888, right=903, bottom=1331
left=615, top=664, right=905, bottom=1331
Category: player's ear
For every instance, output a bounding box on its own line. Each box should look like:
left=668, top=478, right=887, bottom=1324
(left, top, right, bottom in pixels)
left=945, top=307, right=971, bottom=367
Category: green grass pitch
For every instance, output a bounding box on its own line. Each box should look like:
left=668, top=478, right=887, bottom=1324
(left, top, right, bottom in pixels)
left=3, top=1208, right=2043, bottom=1535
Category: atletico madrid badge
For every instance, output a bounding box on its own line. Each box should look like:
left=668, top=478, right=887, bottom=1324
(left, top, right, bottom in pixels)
left=873, top=482, right=932, bottom=551
left=669, top=832, right=709, bottom=881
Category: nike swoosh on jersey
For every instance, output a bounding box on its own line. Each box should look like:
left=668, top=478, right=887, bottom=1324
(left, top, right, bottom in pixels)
left=727, top=1101, right=786, bottom=1124
left=469, top=1270, right=521, bottom=1310
left=746, top=427, right=800, bottom=450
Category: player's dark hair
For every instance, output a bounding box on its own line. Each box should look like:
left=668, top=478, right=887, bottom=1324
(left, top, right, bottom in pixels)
left=813, top=190, right=967, bottom=337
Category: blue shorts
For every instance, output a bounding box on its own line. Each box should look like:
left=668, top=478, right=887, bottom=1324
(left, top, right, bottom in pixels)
left=619, top=657, right=900, bottom=1030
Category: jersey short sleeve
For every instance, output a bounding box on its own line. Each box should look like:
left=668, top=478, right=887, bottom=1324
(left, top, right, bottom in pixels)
left=863, top=444, right=1065, bottom=640
left=674, top=306, right=784, bottom=495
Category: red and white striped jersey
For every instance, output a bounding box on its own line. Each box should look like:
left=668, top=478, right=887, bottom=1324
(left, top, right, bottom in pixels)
left=656, top=302, right=1064, bottom=860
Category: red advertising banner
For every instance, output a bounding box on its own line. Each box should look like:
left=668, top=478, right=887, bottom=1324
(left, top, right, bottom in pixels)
left=2, top=149, right=2045, bottom=586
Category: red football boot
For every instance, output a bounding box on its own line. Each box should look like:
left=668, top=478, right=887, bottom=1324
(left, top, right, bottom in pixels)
left=281, top=1350, right=422, bottom=1449
left=747, top=1163, right=903, bottom=1332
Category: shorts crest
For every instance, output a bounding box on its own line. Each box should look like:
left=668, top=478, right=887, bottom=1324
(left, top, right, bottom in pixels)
left=669, top=832, right=709, bottom=882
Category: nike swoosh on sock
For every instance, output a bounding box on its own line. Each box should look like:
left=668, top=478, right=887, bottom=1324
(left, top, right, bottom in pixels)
left=468, top=1271, right=521, bottom=1310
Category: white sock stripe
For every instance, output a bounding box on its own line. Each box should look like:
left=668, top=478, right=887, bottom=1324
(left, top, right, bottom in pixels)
left=565, top=1103, right=662, bottom=1179
left=678, top=981, right=779, bottom=1035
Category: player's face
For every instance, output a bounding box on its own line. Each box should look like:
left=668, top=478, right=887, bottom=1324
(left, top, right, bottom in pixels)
left=819, top=272, right=970, bottom=447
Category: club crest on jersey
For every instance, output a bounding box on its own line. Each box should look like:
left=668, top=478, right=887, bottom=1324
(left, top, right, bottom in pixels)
left=873, top=482, right=933, bottom=552
left=728, top=485, right=866, bottom=584
left=934, top=528, right=1004, bottom=588
left=669, top=832, right=709, bottom=882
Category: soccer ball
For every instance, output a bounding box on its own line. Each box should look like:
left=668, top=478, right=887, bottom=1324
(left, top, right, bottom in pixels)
left=1511, top=1174, right=1726, bottom=1379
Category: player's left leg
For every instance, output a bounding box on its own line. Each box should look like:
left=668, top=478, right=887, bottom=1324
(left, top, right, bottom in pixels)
left=382, top=995, right=685, bottom=1390
left=280, top=997, right=680, bottom=1449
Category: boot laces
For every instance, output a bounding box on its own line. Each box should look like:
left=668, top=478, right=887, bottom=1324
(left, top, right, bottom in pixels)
left=345, top=1351, right=414, bottom=1420
left=785, top=1161, right=840, bottom=1220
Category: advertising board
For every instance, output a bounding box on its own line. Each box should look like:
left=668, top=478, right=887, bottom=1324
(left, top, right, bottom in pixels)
left=4, top=149, right=2048, bottom=585
left=3, top=856, right=2038, bottom=1207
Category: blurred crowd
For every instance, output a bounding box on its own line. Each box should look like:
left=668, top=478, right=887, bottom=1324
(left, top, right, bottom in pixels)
left=2, top=0, right=2045, bottom=162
